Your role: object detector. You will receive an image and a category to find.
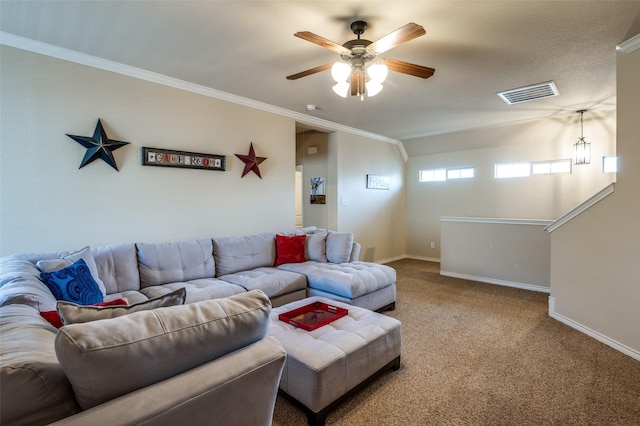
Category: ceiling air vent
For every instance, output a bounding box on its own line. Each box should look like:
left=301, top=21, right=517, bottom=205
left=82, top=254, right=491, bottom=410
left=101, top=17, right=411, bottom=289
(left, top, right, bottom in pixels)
left=497, top=81, right=559, bottom=105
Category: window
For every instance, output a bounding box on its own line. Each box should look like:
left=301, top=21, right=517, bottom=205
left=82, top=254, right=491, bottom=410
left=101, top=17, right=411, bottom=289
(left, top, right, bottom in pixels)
left=447, top=167, right=475, bottom=180
left=420, top=167, right=474, bottom=182
left=532, top=159, right=571, bottom=175
left=603, top=156, right=617, bottom=173
left=419, top=168, right=446, bottom=182
left=495, top=162, right=531, bottom=179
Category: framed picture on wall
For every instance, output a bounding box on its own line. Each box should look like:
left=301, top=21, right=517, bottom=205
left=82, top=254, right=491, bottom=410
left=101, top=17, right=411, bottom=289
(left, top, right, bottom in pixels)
left=367, top=174, right=391, bottom=190
left=310, top=177, right=326, bottom=204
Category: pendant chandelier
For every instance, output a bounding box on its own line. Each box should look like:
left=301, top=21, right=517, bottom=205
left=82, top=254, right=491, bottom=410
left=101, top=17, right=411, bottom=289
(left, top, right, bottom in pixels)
left=573, top=109, right=591, bottom=165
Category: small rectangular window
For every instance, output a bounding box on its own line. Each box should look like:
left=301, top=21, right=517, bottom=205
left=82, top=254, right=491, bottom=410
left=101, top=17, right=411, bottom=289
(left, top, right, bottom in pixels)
left=419, top=169, right=446, bottom=182
left=495, top=162, right=531, bottom=179
left=603, top=156, right=617, bottom=173
left=532, top=159, right=571, bottom=175
left=420, top=166, right=474, bottom=182
left=447, top=167, right=475, bottom=180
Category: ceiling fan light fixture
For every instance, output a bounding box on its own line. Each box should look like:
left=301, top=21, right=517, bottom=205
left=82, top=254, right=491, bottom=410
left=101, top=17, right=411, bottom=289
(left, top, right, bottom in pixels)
left=332, top=82, right=350, bottom=98
left=367, top=63, right=388, bottom=84
left=331, top=62, right=351, bottom=83
left=366, top=81, right=384, bottom=97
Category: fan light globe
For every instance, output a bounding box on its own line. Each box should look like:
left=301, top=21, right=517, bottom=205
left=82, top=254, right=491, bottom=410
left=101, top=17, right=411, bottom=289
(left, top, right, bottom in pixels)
left=331, top=62, right=352, bottom=83
left=367, top=63, right=388, bottom=83
left=366, top=81, right=384, bottom=97
left=332, top=82, right=350, bottom=98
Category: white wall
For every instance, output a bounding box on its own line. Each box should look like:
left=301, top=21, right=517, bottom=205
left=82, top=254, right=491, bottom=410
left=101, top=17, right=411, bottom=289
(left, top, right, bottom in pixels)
left=404, top=114, right=616, bottom=260
left=549, top=39, right=640, bottom=358
left=334, top=132, right=406, bottom=263
left=0, top=46, right=295, bottom=255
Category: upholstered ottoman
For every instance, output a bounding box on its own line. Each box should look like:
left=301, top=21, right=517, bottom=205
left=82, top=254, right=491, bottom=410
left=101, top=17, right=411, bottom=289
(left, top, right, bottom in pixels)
left=269, top=297, right=402, bottom=426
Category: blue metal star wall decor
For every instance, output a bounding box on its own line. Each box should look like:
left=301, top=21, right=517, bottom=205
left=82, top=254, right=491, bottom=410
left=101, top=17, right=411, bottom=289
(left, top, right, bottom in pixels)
left=235, top=143, right=267, bottom=178
left=66, top=119, right=130, bottom=171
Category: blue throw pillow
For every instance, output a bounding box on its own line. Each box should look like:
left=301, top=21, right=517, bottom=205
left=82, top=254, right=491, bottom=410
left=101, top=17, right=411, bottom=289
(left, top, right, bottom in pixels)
left=40, top=258, right=104, bottom=305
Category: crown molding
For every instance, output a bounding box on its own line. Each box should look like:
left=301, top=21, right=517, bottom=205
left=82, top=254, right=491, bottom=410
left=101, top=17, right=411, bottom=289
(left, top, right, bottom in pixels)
left=0, top=31, right=402, bottom=150
left=617, top=33, right=640, bottom=53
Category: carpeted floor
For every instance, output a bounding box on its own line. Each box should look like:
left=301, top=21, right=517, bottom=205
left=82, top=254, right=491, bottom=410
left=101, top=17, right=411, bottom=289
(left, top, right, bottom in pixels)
left=271, top=258, right=640, bottom=425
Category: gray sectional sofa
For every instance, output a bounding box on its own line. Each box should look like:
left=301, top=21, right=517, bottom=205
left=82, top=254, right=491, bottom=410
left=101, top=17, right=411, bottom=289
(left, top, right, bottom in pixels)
left=0, top=226, right=396, bottom=425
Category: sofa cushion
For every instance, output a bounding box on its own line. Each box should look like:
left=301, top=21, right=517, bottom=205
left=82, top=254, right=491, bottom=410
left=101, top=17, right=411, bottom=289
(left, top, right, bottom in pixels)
left=278, top=261, right=396, bottom=299
left=55, top=290, right=272, bottom=410
left=39, top=259, right=104, bottom=305
left=275, top=234, right=306, bottom=266
left=92, top=243, right=140, bottom=294
left=137, top=239, right=215, bottom=288
left=140, top=279, right=247, bottom=304
left=326, top=231, right=354, bottom=263
left=41, top=298, right=129, bottom=328
left=219, top=267, right=307, bottom=299
left=213, top=232, right=276, bottom=276
left=35, top=246, right=107, bottom=297
left=57, top=287, right=186, bottom=325
left=0, top=304, right=81, bottom=425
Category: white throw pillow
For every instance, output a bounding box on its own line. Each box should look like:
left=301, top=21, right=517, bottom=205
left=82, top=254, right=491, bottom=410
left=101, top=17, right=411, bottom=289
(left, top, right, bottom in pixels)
left=326, top=231, right=354, bottom=263
left=305, top=229, right=328, bottom=262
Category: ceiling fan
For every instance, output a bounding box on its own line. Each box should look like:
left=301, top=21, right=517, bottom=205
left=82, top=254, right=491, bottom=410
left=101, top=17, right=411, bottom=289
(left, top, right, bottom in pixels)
left=287, top=20, right=435, bottom=98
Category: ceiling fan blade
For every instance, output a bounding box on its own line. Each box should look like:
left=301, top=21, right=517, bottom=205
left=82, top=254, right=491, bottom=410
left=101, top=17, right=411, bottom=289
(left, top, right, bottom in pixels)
left=294, top=31, right=351, bottom=55
left=367, top=23, right=426, bottom=55
left=286, top=63, right=332, bottom=80
left=382, top=58, right=435, bottom=79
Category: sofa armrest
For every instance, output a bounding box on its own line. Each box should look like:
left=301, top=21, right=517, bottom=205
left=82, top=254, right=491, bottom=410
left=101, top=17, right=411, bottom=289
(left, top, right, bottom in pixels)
left=50, top=336, right=286, bottom=426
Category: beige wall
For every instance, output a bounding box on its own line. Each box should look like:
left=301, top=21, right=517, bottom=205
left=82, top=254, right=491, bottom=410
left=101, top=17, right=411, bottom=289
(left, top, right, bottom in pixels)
left=0, top=45, right=407, bottom=264
left=0, top=46, right=295, bottom=255
left=549, top=40, right=640, bottom=358
left=296, top=129, right=407, bottom=263
left=334, top=132, right=406, bottom=263
left=296, top=131, right=329, bottom=229
left=441, top=218, right=551, bottom=291
left=404, top=114, right=616, bottom=260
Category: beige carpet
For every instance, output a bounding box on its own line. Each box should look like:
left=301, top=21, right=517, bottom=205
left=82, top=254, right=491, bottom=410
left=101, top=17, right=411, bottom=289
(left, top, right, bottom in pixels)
left=272, top=259, right=640, bottom=425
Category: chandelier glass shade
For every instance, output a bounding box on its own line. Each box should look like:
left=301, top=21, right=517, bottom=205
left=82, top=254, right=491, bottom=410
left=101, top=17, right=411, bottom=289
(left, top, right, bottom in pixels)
left=573, top=109, right=591, bottom=165
left=330, top=61, right=389, bottom=98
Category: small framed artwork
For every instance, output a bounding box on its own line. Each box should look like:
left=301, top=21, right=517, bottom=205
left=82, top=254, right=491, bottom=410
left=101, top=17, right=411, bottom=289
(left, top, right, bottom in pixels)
left=142, top=147, right=226, bottom=171
left=310, top=177, right=326, bottom=204
left=367, top=174, right=391, bottom=190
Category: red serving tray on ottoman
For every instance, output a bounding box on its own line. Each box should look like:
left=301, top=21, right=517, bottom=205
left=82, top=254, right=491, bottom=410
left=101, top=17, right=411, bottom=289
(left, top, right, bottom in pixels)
left=278, top=301, right=348, bottom=331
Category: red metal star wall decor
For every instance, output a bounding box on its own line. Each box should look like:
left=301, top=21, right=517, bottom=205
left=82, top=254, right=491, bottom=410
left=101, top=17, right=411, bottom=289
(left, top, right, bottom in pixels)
left=235, top=143, right=267, bottom=178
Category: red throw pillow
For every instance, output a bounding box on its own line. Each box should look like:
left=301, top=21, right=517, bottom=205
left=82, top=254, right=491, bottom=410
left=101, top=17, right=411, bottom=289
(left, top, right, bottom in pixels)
left=275, top=234, right=307, bottom=266
left=40, top=311, right=64, bottom=329
left=96, top=298, right=128, bottom=307
left=40, top=299, right=128, bottom=328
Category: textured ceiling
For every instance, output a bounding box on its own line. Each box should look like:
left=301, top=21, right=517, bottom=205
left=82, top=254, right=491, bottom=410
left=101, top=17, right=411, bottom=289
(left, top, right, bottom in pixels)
left=1, top=1, right=639, bottom=146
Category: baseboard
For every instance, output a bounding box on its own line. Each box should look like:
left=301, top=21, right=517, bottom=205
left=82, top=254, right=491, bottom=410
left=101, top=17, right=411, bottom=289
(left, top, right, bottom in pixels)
left=404, top=255, right=441, bottom=263
left=548, top=297, right=640, bottom=361
left=440, top=270, right=550, bottom=293
left=376, top=255, right=409, bottom=264
left=375, top=255, right=441, bottom=264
